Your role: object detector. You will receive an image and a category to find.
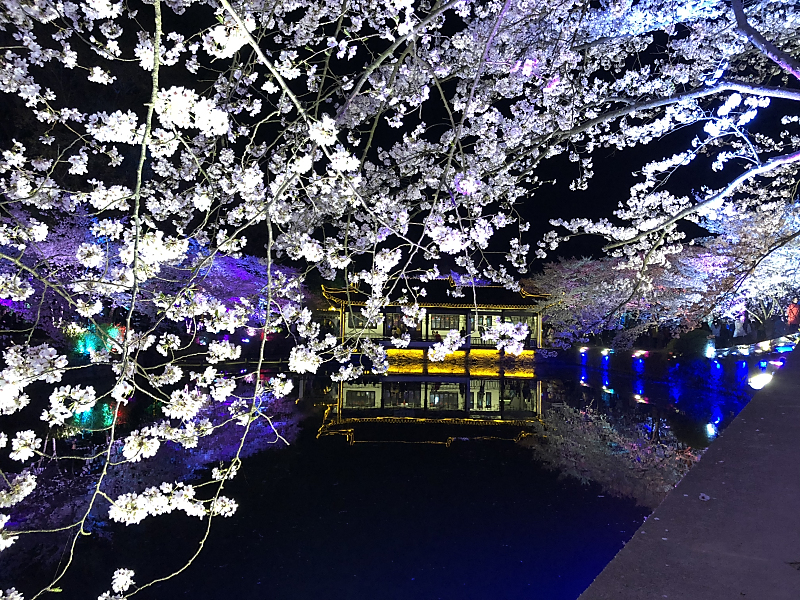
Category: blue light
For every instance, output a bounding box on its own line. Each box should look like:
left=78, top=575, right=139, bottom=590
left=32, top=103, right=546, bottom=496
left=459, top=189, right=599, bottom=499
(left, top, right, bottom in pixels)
left=736, top=360, right=749, bottom=386
left=775, top=345, right=794, bottom=353
left=758, top=360, right=767, bottom=371
left=710, top=360, right=723, bottom=380
left=633, top=357, right=645, bottom=374
left=706, top=423, right=717, bottom=437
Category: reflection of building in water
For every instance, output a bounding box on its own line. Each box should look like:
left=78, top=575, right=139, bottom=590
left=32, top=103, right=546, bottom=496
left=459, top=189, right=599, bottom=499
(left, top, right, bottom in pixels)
left=321, top=276, right=544, bottom=349
left=318, top=350, right=542, bottom=445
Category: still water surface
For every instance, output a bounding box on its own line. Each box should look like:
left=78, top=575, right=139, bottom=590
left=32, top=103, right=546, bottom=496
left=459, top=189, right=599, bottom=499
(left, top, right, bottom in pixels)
left=5, top=351, right=765, bottom=599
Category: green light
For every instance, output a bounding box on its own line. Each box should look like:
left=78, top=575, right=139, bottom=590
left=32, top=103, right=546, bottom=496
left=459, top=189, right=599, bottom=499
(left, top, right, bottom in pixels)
left=101, top=404, right=114, bottom=428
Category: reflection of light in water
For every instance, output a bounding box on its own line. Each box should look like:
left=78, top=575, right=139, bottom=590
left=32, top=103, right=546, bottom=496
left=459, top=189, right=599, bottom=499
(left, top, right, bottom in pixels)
left=580, top=365, right=588, bottom=386
left=709, top=406, right=722, bottom=427
left=633, top=357, right=645, bottom=373
left=601, top=355, right=610, bottom=368
left=634, top=378, right=645, bottom=396
left=580, top=347, right=588, bottom=364
left=758, top=360, right=767, bottom=371
left=736, top=360, right=749, bottom=385
left=668, top=374, right=681, bottom=404
left=710, top=360, right=722, bottom=380
left=748, top=372, right=772, bottom=390
left=706, top=423, right=717, bottom=438
left=705, top=342, right=716, bottom=359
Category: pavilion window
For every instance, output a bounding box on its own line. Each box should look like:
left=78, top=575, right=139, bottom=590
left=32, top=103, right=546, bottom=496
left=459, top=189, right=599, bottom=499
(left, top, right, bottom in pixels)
left=430, top=314, right=459, bottom=330
left=346, top=390, right=375, bottom=407
left=429, top=391, right=459, bottom=409
left=348, top=313, right=376, bottom=329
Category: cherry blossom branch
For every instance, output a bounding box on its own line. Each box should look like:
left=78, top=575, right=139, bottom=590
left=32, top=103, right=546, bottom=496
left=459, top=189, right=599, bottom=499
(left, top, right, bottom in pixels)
left=732, top=0, right=800, bottom=82
left=604, top=148, right=800, bottom=250
left=336, top=0, right=466, bottom=123
left=536, top=81, right=800, bottom=149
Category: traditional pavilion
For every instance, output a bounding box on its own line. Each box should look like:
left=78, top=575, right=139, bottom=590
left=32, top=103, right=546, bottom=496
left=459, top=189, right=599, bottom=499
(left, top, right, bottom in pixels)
left=320, top=275, right=545, bottom=349
left=316, top=277, right=546, bottom=444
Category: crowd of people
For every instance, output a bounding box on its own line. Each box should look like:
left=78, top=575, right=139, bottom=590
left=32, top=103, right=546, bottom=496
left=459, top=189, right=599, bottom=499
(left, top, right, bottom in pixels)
left=705, top=297, right=800, bottom=349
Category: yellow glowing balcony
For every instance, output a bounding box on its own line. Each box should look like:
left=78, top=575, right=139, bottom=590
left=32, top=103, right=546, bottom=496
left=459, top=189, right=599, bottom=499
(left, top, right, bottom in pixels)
left=427, top=351, right=466, bottom=375
left=469, top=349, right=500, bottom=377
left=387, top=349, right=425, bottom=374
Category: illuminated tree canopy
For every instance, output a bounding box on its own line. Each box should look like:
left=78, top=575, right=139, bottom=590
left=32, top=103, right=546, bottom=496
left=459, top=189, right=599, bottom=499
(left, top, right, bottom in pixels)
left=1, top=0, right=800, bottom=595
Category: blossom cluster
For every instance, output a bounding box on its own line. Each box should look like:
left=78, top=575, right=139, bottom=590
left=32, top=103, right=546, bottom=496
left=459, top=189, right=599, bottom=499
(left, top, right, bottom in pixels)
left=108, top=482, right=234, bottom=526
left=1, top=344, right=68, bottom=416
left=428, top=330, right=466, bottom=361
left=481, top=322, right=530, bottom=356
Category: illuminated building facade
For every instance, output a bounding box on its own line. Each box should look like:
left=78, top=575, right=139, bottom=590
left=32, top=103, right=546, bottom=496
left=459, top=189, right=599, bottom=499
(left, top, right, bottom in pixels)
left=321, top=277, right=545, bottom=349
left=317, top=278, right=547, bottom=444
left=318, top=349, right=543, bottom=444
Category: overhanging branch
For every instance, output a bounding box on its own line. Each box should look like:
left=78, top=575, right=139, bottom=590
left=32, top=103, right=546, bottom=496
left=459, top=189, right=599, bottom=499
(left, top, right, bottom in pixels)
left=604, top=148, right=800, bottom=251
left=732, top=0, right=800, bottom=82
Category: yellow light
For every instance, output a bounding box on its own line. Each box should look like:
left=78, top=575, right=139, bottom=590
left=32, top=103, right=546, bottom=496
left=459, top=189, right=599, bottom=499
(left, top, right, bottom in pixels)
left=387, top=349, right=425, bottom=374
left=503, top=350, right=535, bottom=378
left=469, top=349, right=500, bottom=377
left=428, top=351, right=466, bottom=375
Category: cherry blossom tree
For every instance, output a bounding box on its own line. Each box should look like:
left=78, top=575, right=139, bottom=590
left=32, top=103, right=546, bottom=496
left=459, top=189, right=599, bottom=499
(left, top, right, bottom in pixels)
left=542, top=1, right=800, bottom=337
left=0, top=0, right=799, bottom=596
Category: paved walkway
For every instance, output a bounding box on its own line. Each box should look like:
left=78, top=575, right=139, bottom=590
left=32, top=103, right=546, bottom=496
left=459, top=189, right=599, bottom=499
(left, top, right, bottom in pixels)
left=579, top=352, right=800, bottom=600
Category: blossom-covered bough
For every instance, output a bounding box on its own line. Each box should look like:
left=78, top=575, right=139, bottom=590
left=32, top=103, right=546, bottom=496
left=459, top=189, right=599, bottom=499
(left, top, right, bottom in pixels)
left=0, top=0, right=799, bottom=595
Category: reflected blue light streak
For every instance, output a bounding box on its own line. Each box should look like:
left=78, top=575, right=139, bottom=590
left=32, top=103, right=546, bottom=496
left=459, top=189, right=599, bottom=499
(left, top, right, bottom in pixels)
left=710, top=360, right=722, bottom=381
left=736, top=360, right=749, bottom=385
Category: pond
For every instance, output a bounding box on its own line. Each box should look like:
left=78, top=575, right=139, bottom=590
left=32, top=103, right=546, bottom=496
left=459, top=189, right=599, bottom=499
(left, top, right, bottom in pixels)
left=1, top=347, right=777, bottom=600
